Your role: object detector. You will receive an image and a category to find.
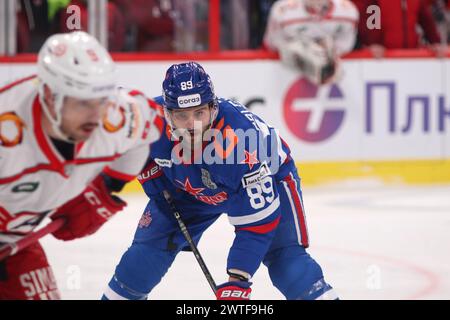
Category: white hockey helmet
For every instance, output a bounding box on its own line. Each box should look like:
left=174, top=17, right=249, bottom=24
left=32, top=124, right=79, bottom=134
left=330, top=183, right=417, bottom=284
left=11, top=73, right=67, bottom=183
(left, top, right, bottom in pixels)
left=37, top=31, right=117, bottom=141
left=304, top=0, right=331, bottom=14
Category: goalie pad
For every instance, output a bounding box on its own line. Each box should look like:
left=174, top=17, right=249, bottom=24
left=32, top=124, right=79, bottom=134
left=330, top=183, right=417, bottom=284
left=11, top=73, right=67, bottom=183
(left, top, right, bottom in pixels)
left=279, top=37, right=339, bottom=85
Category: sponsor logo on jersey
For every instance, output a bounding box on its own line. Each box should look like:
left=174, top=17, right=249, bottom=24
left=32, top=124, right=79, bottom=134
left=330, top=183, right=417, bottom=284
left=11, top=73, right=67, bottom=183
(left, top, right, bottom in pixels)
left=201, top=168, right=217, bottom=190
left=155, top=158, right=173, bottom=168
left=0, top=112, right=26, bottom=147
left=241, top=162, right=271, bottom=188
left=137, top=161, right=162, bottom=183
left=177, top=94, right=201, bottom=108
left=196, top=191, right=228, bottom=206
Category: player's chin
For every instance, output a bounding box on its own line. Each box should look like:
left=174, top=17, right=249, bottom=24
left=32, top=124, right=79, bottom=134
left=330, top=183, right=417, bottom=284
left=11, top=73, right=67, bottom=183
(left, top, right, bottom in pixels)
left=73, top=128, right=96, bottom=142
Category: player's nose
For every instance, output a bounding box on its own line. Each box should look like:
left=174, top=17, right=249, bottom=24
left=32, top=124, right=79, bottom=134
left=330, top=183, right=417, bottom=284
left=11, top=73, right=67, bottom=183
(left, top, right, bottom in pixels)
left=185, top=114, right=196, bottom=130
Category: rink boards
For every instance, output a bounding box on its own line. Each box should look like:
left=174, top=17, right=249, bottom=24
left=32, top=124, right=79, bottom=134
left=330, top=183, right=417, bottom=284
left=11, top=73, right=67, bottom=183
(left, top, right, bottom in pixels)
left=1, top=57, right=449, bottom=186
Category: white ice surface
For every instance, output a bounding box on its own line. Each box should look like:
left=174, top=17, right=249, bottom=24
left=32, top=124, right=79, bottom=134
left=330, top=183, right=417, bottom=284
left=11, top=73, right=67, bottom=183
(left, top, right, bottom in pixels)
left=40, top=183, right=450, bottom=300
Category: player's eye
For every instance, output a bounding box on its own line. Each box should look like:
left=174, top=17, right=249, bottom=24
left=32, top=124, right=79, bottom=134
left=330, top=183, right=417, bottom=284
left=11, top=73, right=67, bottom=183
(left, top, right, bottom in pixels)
left=173, top=112, right=188, bottom=121
left=194, top=111, right=204, bottom=118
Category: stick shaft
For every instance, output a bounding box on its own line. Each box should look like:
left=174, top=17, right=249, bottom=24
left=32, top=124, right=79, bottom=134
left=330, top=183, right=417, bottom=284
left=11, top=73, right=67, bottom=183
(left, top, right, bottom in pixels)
left=0, top=218, right=65, bottom=261
left=163, top=191, right=217, bottom=294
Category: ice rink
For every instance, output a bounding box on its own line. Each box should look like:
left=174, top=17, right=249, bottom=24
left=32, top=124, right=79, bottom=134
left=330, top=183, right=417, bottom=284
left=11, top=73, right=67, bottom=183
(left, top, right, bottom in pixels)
left=40, top=182, right=450, bottom=300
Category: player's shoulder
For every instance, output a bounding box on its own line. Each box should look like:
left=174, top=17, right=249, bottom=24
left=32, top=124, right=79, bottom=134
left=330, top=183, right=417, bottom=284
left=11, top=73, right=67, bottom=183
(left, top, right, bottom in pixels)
left=0, top=75, right=39, bottom=150
left=100, top=88, right=163, bottom=145
left=139, top=95, right=172, bottom=158
left=116, top=88, right=164, bottom=117
left=215, top=98, right=263, bottom=132
left=331, top=0, right=359, bottom=20
left=0, top=75, right=39, bottom=114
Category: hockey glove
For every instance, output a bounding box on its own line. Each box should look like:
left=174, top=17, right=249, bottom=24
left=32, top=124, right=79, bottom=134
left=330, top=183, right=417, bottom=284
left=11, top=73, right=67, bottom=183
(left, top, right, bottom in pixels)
left=216, top=281, right=252, bottom=300
left=51, top=174, right=126, bottom=241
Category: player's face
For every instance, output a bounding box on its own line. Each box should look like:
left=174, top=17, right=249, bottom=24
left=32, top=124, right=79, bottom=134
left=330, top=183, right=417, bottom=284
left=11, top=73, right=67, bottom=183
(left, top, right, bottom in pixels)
left=60, top=96, right=109, bottom=142
left=169, top=104, right=211, bottom=142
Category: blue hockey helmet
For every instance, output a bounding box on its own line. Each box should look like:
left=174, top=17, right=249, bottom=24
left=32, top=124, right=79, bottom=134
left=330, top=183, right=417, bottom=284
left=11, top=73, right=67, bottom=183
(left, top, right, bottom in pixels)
left=162, top=62, right=217, bottom=110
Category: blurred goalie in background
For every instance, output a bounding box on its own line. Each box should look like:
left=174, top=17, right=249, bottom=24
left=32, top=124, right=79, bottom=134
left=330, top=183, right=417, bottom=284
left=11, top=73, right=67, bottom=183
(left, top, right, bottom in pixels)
left=263, top=0, right=359, bottom=85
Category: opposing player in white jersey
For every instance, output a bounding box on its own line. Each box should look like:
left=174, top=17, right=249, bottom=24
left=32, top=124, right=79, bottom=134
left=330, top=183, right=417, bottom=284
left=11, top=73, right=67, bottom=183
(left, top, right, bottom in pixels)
left=264, top=0, right=359, bottom=84
left=0, top=31, right=162, bottom=299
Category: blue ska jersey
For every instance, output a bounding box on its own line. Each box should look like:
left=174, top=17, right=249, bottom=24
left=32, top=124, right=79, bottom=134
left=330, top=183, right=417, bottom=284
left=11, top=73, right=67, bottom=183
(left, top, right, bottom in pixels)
left=137, top=96, right=297, bottom=277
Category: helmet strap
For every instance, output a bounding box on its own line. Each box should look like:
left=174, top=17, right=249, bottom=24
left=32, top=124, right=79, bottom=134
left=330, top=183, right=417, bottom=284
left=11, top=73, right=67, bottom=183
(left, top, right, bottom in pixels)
left=39, top=83, right=74, bottom=143
left=208, top=100, right=219, bottom=130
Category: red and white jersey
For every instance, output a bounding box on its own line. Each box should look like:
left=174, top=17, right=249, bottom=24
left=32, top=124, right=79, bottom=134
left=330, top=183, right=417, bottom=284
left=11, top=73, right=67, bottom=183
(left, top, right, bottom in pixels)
left=264, top=0, right=359, bottom=56
left=0, top=75, right=163, bottom=243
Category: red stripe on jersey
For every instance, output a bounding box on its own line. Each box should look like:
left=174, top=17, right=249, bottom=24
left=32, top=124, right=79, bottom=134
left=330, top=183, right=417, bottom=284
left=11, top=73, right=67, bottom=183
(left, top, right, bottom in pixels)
left=128, top=90, right=164, bottom=117
left=153, top=114, right=164, bottom=136
left=103, top=166, right=136, bottom=182
left=0, top=75, right=36, bottom=94
left=284, top=175, right=309, bottom=247
left=72, top=154, right=122, bottom=165
left=128, top=89, right=145, bottom=97
left=236, top=216, right=281, bottom=234
left=147, top=99, right=164, bottom=116
left=0, top=164, right=63, bottom=184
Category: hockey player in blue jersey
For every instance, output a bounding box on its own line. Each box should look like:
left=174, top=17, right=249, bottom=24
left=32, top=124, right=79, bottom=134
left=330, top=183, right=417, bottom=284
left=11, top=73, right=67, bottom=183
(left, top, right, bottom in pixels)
left=102, top=62, right=337, bottom=300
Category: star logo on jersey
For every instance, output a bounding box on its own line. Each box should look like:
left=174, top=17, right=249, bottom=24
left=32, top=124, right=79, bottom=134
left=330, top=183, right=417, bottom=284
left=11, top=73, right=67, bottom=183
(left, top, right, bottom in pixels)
left=240, top=150, right=259, bottom=170
left=176, top=178, right=205, bottom=196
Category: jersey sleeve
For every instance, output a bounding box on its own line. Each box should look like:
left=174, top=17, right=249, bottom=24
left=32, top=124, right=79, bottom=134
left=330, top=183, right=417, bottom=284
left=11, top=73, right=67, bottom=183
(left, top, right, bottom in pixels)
left=137, top=157, right=173, bottom=199
left=226, top=160, right=281, bottom=278
left=221, top=108, right=287, bottom=278
left=104, top=90, right=164, bottom=181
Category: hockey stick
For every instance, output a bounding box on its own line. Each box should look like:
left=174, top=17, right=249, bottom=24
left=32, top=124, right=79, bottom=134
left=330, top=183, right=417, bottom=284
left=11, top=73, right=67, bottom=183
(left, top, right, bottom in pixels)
left=0, top=218, right=65, bottom=261
left=163, top=190, right=218, bottom=295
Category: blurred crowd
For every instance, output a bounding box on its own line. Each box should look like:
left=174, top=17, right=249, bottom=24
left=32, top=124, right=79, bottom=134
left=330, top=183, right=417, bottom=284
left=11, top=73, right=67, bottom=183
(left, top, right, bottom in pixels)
left=15, top=0, right=450, bottom=54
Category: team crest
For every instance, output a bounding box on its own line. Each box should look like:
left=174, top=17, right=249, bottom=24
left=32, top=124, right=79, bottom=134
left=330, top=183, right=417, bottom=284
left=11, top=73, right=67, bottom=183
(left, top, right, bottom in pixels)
left=103, top=103, right=126, bottom=133
left=138, top=210, right=152, bottom=228
left=0, top=112, right=26, bottom=147
left=201, top=169, right=217, bottom=190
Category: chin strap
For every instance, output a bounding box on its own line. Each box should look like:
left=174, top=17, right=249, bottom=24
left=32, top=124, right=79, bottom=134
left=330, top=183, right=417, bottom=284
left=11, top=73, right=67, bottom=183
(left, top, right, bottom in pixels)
left=39, top=83, right=74, bottom=143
